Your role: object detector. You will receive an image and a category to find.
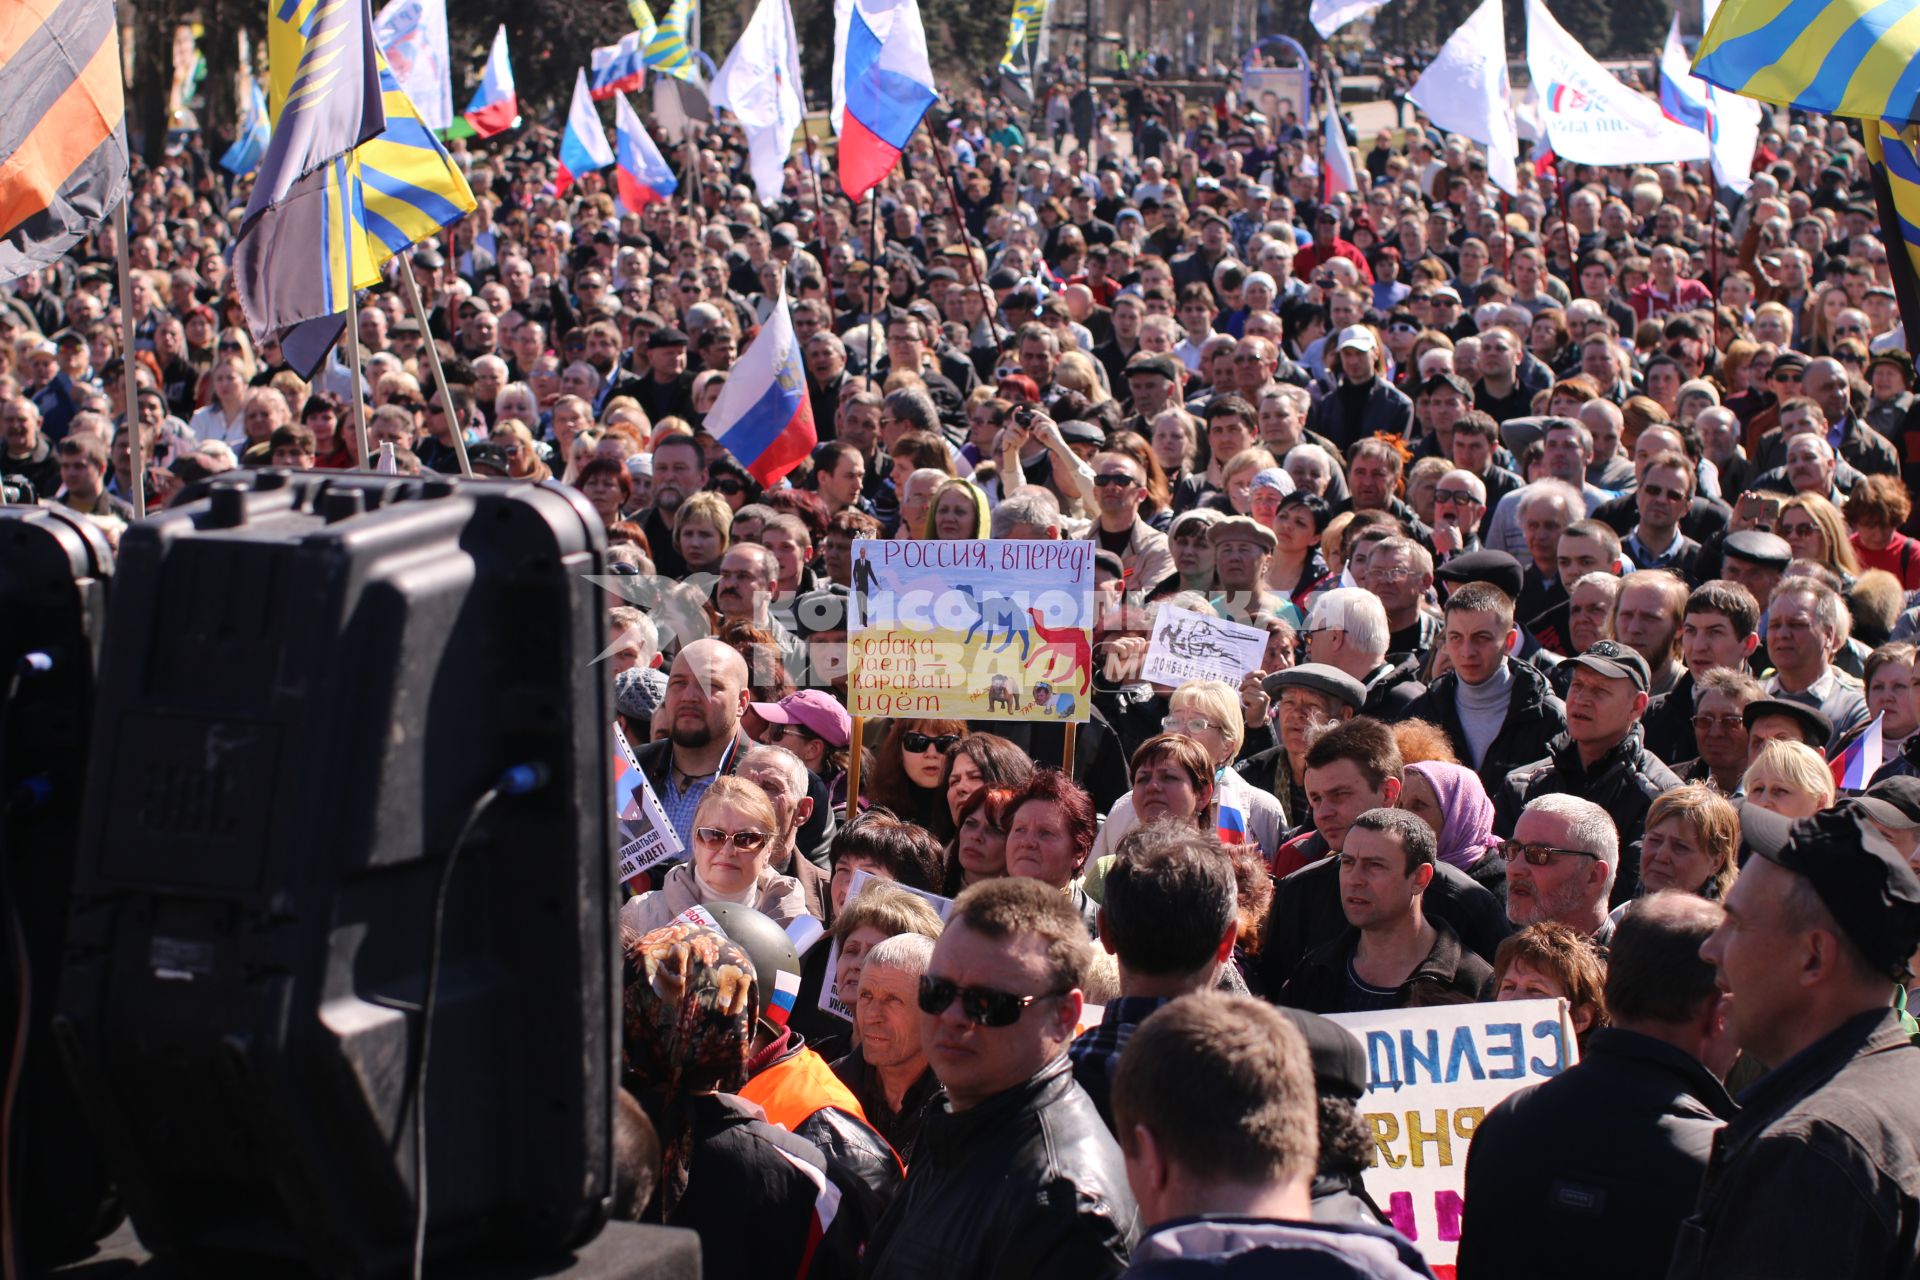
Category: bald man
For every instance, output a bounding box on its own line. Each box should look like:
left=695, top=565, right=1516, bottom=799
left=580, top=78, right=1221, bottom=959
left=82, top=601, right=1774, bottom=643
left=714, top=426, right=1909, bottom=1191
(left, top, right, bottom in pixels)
left=631, top=638, right=754, bottom=850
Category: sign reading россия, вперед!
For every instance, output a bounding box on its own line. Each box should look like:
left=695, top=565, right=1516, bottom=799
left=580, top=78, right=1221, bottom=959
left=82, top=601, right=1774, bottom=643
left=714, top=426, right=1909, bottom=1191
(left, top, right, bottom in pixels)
left=847, top=539, right=1094, bottom=723
left=1327, top=998, right=1582, bottom=1273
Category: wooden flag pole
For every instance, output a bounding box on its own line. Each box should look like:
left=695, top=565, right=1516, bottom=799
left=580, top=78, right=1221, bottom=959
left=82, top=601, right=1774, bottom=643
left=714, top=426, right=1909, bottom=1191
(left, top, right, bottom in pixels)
left=341, top=290, right=373, bottom=469
left=114, top=197, right=145, bottom=520
left=398, top=253, right=474, bottom=478
left=1061, top=720, right=1078, bottom=775
left=847, top=716, right=866, bottom=811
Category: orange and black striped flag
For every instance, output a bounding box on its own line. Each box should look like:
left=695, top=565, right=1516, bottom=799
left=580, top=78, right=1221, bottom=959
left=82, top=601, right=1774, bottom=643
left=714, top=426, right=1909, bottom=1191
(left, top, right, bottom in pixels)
left=0, top=0, right=128, bottom=282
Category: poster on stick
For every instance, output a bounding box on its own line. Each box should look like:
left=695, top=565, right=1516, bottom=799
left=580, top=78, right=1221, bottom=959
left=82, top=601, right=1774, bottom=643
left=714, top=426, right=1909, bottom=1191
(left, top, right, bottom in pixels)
left=848, top=539, right=1094, bottom=723
left=1141, top=605, right=1268, bottom=687
left=613, top=723, right=682, bottom=885
left=1326, top=998, right=1582, bottom=1275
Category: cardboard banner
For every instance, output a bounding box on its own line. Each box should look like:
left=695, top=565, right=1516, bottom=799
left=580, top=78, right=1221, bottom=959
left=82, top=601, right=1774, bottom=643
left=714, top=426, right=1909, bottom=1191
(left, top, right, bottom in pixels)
left=848, top=539, right=1094, bottom=723
left=614, top=723, right=683, bottom=885
left=1327, top=998, right=1581, bottom=1274
left=1140, top=605, right=1269, bottom=688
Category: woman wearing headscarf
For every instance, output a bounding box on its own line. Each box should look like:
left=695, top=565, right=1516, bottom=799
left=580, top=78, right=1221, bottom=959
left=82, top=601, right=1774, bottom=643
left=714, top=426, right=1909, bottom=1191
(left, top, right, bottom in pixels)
left=621, top=919, right=843, bottom=1278
left=1400, top=760, right=1507, bottom=902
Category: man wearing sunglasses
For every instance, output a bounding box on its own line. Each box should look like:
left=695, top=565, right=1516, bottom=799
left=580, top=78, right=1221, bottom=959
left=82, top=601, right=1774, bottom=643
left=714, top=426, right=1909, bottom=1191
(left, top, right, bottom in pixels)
left=1500, top=794, right=1621, bottom=942
left=864, top=878, right=1137, bottom=1277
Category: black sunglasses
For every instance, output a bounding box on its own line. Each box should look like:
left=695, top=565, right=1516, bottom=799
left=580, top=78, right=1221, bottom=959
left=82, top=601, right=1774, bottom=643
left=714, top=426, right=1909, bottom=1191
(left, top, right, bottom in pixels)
left=1092, top=474, right=1136, bottom=488
left=903, top=732, right=960, bottom=753
left=709, top=478, right=746, bottom=495
left=1497, top=840, right=1600, bottom=866
left=918, top=975, right=1065, bottom=1027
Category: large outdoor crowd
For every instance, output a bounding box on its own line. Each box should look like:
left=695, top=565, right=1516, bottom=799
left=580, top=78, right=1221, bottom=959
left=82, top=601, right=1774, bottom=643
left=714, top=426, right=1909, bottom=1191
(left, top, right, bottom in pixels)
left=13, top=62, right=1920, bottom=1280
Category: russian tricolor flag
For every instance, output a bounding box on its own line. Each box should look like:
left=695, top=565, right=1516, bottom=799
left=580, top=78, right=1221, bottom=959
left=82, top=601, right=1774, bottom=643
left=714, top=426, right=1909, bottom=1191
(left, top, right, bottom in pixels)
left=590, top=31, right=648, bottom=101
left=463, top=25, right=519, bottom=137
left=1832, top=712, right=1885, bottom=792
left=1216, top=800, right=1248, bottom=845
left=613, top=91, right=678, bottom=213
left=831, top=0, right=936, bottom=201
left=703, top=296, right=817, bottom=486
left=555, top=69, right=614, bottom=197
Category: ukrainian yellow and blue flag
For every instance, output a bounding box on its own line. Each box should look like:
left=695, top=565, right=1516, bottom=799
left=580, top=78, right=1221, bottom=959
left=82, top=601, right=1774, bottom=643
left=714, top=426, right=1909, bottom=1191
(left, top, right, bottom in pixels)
left=1866, top=121, right=1920, bottom=341
left=1692, top=0, right=1920, bottom=121
left=236, top=0, right=472, bottom=378
left=644, top=0, right=699, bottom=82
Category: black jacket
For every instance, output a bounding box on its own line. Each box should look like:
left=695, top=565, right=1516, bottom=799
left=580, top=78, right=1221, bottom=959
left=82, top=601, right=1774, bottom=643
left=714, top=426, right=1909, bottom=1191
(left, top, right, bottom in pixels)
left=1258, top=854, right=1512, bottom=995
left=1124, top=1215, right=1437, bottom=1279
left=1307, top=377, right=1415, bottom=454
left=1404, top=658, right=1568, bottom=805
left=1456, top=1028, right=1736, bottom=1280
left=1642, top=671, right=1699, bottom=768
left=1497, top=728, right=1683, bottom=902
left=1361, top=655, right=1427, bottom=721
left=861, top=1055, right=1138, bottom=1278
left=1278, top=918, right=1493, bottom=1014
left=1670, top=1009, right=1920, bottom=1280
left=832, top=1047, right=943, bottom=1167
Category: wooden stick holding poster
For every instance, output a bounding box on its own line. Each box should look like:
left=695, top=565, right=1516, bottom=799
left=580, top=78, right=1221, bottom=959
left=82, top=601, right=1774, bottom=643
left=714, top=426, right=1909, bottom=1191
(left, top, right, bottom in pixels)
left=847, top=716, right=865, bottom=813
left=848, top=539, right=1096, bottom=724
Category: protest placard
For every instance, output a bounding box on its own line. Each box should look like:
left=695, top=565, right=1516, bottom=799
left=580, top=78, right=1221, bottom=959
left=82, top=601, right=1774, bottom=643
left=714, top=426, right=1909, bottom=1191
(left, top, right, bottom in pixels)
left=1326, top=999, right=1581, bottom=1274
left=817, top=871, right=955, bottom=1022
left=1140, top=604, right=1269, bottom=687
left=848, top=538, right=1094, bottom=722
left=613, top=723, right=682, bottom=885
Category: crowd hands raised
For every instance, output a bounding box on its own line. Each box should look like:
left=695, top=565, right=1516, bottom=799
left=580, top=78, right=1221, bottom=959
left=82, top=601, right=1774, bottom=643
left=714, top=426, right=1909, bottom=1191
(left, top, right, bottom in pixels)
left=18, top=65, right=1920, bottom=1280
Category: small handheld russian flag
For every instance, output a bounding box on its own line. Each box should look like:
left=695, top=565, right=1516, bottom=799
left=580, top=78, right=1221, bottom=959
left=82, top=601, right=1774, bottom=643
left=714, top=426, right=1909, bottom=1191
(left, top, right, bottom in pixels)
left=1831, top=711, right=1885, bottom=793
left=1216, top=800, right=1248, bottom=845
left=462, top=25, right=519, bottom=137
left=765, top=966, right=804, bottom=1027
left=613, top=91, right=678, bottom=214
left=703, top=294, right=818, bottom=486
left=554, top=69, right=614, bottom=197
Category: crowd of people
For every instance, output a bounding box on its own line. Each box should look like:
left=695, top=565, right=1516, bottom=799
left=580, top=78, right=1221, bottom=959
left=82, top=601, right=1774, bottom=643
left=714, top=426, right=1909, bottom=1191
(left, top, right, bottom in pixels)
left=15, top=55, right=1920, bottom=1280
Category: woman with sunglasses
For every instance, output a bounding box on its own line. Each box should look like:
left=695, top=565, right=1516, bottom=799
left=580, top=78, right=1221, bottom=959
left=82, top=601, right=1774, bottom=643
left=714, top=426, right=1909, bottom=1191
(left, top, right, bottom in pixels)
left=867, top=719, right=968, bottom=836
left=1777, top=492, right=1860, bottom=588
left=489, top=418, right=552, bottom=482
left=705, top=456, right=764, bottom=513
left=619, top=776, right=813, bottom=937
left=673, top=491, right=733, bottom=578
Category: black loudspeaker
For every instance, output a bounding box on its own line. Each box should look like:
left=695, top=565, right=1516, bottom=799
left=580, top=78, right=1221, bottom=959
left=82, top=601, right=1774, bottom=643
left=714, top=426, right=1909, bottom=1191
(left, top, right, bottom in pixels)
left=56, top=472, right=620, bottom=1277
left=0, top=505, right=120, bottom=1269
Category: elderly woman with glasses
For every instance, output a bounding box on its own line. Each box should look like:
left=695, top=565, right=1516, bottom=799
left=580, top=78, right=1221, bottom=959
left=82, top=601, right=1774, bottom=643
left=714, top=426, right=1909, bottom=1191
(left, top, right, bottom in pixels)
left=619, top=776, right=813, bottom=936
left=489, top=418, right=552, bottom=482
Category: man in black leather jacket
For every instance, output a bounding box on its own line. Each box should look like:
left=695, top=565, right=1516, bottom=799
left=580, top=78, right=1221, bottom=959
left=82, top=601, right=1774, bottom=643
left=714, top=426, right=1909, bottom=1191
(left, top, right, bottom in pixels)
left=862, top=879, right=1138, bottom=1277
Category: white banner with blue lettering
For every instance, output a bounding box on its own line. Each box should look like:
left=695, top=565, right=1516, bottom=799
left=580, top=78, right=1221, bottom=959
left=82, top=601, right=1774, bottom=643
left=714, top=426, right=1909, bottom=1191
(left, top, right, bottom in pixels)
left=1328, top=998, right=1581, bottom=1272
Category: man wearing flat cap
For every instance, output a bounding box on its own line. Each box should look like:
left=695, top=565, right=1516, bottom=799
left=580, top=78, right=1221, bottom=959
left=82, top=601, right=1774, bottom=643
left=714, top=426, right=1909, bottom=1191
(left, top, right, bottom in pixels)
left=1672, top=807, right=1920, bottom=1278
left=1208, top=516, right=1283, bottom=621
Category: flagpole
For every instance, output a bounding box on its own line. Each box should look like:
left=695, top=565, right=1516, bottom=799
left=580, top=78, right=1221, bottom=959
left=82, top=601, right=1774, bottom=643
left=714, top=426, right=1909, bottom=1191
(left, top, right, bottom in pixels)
left=865, top=191, right=882, bottom=387
left=925, top=119, right=1001, bottom=352
left=399, top=253, right=475, bottom=478
left=114, top=196, right=146, bottom=521
left=341, top=289, right=373, bottom=468
left=800, top=116, right=827, bottom=216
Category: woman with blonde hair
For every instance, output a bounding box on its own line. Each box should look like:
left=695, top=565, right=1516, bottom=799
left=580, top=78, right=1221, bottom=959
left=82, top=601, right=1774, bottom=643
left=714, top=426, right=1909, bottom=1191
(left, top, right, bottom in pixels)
left=1742, top=739, right=1837, bottom=819
left=490, top=418, right=553, bottom=481
left=673, top=490, right=733, bottom=576
left=1053, top=350, right=1110, bottom=404
left=1628, top=784, right=1740, bottom=903
left=562, top=427, right=604, bottom=485
left=618, top=776, right=811, bottom=935
left=1778, top=491, right=1861, bottom=584
left=923, top=476, right=992, bottom=539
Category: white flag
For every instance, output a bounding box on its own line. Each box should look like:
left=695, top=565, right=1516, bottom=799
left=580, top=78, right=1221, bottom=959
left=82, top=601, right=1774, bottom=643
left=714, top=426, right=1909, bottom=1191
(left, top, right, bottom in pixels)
left=1658, top=9, right=1760, bottom=192
left=1526, top=0, right=1707, bottom=166
left=1323, top=104, right=1358, bottom=197
left=712, top=0, right=807, bottom=204
left=1311, top=0, right=1388, bottom=38
left=373, top=0, right=454, bottom=131
left=1408, top=0, right=1520, bottom=195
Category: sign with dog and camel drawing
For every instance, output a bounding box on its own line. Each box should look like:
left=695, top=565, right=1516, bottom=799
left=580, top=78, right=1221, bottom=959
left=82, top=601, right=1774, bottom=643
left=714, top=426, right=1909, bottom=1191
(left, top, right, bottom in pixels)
left=847, top=539, right=1095, bottom=723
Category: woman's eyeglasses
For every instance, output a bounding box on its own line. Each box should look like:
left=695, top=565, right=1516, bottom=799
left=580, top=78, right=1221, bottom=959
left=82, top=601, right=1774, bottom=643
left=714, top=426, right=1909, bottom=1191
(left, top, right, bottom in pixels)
left=903, top=732, right=961, bottom=754
left=709, top=478, right=746, bottom=495
left=694, top=827, right=772, bottom=853
left=917, top=975, right=1065, bottom=1027
left=1161, top=715, right=1220, bottom=736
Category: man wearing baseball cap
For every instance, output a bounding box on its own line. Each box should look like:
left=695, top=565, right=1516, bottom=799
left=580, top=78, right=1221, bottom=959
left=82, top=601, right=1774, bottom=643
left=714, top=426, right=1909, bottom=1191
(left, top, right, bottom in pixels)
left=1498, top=641, right=1681, bottom=900
left=1305, top=325, right=1413, bottom=454
left=1674, top=807, right=1920, bottom=1278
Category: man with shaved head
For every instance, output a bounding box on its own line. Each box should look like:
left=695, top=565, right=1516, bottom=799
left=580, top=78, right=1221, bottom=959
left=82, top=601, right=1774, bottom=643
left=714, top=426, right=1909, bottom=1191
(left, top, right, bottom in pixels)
left=631, top=637, right=753, bottom=850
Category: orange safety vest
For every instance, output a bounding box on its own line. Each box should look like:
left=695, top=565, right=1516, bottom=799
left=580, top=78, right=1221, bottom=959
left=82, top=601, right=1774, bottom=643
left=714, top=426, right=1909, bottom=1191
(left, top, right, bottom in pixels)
left=739, top=1045, right=871, bottom=1134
